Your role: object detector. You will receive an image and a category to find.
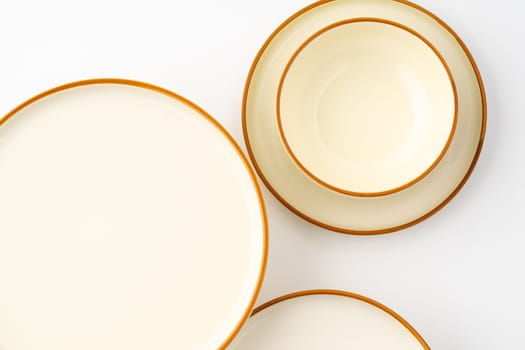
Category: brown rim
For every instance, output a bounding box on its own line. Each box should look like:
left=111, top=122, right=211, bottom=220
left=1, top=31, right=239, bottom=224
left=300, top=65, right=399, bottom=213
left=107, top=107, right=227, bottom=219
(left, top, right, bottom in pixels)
left=242, top=0, right=487, bottom=235
left=276, top=17, right=459, bottom=197
left=0, top=78, right=269, bottom=350
left=250, top=289, right=430, bottom=349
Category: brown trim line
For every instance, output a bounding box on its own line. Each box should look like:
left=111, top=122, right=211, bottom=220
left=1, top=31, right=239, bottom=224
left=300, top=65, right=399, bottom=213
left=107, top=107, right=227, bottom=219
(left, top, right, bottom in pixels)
left=241, top=0, right=486, bottom=235
left=0, top=78, right=269, bottom=350
left=276, top=17, right=458, bottom=197
left=251, top=289, right=430, bottom=349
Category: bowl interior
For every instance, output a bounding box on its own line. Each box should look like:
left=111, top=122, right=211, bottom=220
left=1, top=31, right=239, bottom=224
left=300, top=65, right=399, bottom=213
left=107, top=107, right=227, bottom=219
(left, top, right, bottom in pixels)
left=278, top=19, right=457, bottom=196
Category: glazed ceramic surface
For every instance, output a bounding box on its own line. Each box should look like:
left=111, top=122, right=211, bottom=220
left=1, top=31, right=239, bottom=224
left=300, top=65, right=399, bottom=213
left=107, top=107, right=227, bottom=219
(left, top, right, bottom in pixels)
left=244, top=0, right=485, bottom=233
left=0, top=80, right=267, bottom=350
left=229, top=291, right=428, bottom=349
left=278, top=18, right=457, bottom=196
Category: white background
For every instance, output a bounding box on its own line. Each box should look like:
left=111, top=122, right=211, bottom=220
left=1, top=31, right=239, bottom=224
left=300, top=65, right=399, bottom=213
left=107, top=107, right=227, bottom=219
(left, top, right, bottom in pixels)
left=0, top=0, right=523, bottom=349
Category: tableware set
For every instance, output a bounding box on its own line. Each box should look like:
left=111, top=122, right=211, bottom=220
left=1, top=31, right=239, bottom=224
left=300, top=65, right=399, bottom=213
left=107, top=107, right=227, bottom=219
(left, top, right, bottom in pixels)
left=0, top=0, right=485, bottom=349
left=244, top=0, right=485, bottom=235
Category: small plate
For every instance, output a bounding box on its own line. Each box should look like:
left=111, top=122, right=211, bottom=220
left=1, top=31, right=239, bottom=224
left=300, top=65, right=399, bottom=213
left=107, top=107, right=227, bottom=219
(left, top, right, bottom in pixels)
left=243, top=0, right=486, bottom=234
left=0, top=79, right=267, bottom=350
left=229, top=290, right=429, bottom=349
left=277, top=18, right=457, bottom=196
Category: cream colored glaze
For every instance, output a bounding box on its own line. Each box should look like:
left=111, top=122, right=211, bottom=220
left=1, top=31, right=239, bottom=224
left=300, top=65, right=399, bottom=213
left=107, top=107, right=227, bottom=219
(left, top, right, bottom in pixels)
left=0, top=82, right=266, bottom=350
left=229, top=293, right=425, bottom=349
left=244, top=0, right=484, bottom=232
left=280, top=20, right=455, bottom=194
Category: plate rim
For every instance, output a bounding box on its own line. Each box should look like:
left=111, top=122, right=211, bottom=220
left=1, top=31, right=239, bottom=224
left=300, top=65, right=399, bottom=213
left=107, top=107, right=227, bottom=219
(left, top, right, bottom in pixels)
left=0, top=78, right=269, bottom=350
left=242, top=0, right=487, bottom=235
left=276, top=16, right=459, bottom=197
left=248, top=289, right=430, bottom=349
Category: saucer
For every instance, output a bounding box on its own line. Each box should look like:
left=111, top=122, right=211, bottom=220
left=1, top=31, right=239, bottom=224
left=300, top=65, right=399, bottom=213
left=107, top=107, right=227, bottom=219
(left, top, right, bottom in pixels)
left=229, top=290, right=429, bottom=349
left=243, top=0, right=486, bottom=234
left=0, top=79, right=267, bottom=349
left=277, top=18, right=457, bottom=196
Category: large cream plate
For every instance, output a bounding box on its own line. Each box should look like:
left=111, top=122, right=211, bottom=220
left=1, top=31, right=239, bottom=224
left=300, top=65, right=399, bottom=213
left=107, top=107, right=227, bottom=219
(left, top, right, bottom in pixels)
left=229, top=290, right=429, bottom=349
left=0, top=79, right=267, bottom=350
left=243, top=0, right=486, bottom=234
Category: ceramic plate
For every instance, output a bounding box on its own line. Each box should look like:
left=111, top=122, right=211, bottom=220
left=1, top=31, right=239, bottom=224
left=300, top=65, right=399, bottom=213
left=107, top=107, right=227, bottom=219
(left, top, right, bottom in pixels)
left=277, top=18, right=457, bottom=196
left=0, top=79, right=267, bottom=350
left=229, top=290, right=429, bottom=349
left=243, top=0, right=486, bottom=234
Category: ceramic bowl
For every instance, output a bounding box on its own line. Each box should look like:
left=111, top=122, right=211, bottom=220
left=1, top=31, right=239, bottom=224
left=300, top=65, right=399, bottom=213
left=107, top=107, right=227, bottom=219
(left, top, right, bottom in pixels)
left=277, top=18, right=458, bottom=196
